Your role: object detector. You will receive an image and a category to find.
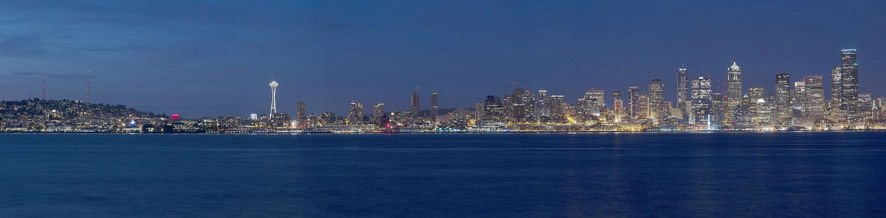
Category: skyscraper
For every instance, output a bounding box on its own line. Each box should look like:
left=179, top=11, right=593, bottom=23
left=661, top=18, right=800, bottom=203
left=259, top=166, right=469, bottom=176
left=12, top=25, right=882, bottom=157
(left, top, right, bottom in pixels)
left=372, top=103, right=385, bottom=125
left=840, top=49, right=859, bottom=122
left=269, top=81, right=279, bottom=115
left=805, top=75, right=825, bottom=121
left=725, top=62, right=742, bottom=126
left=792, top=81, right=807, bottom=120
left=628, top=86, right=639, bottom=118
left=411, top=92, right=420, bottom=117
left=677, top=66, right=689, bottom=121
left=775, top=73, right=791, bottom=125
left=296, top=101, right=307, bottom=128
left=430, top=91, right=439, bottom=122
left=648, top=79, right=664, bottom=121
left=691, top=76, right=712, bottom=125
left=747, top=87, right=769, bottom=125
left=347, top=101, right=365, bottom=125
left=612, top=91, right=623, bottom=123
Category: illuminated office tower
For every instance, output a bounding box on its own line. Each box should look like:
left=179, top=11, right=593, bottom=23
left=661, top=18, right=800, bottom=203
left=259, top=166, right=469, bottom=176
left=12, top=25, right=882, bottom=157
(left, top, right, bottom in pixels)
left=430, top=91, right=439, bottom=122
left=637, top=93, right=649, bottom=120
left=775, top=73, right=791, bottom=125
left=612, top=91, right=624, bottom=123
left=550, top=95, right=565, bottom=121
left=829, top=65, right=844, bottom=121
left=676, top=66, right=689, bottom=121
left=372, top=103, right=385, bottom=125
left=725, top=62, right=743, bottom=126
left=628, top=86, right=640, bottom=118
left=511, top=88, right=530, bottom=121
left=804, top=75, right=826, bottom=121
left=839, top=49, right=859, bottom=122
left=859, top=93, right=873, bottom=122
left=346, top=101, right=365, bottom=125
left=411, top=92, right=420, bottom=117
left=792, top=81, right=807, bottom=120
left=269, top=81, right=279, bottom=115
left=535, top=90, right=551, bottom=119
left=711, top=92, right=724, bottom=126
left=483, top=95, right=503, bottom=120
left=747, top=87, right=768, bottom=125
left=690, top=76, right=712, bottom=125
left=648, top=79, right=664, bottom=121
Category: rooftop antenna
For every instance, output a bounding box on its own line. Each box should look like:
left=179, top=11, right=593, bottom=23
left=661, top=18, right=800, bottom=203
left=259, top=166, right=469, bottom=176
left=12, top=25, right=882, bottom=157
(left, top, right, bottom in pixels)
left=86, top=79, right=91, bottom=100
left=86, top=69, right=92, bottom=100
left=42, top=77, right=47, bottom=99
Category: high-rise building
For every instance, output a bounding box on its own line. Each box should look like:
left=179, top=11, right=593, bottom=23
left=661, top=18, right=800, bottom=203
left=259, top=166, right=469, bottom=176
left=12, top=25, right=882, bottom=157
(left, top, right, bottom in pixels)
left=677, top=66, right=690, bottom=121
left=775, top=73, right=792, bottom=125
left=628, top=86, right=640, bottom=118
left=372, top=103, right=386, bottom=125
left=511, top=88, right=531, bottom=121
left=747, top=87, right=768, bottom=125
left=792, top=81, right=807, bottom=120
left=550, top=95, right=566, bottom=121
left=690, top=76, right=712, bottom=125
left=637, top=93, right=649, bottom=120
left=648, top=79, right=664, bottom=121
left=296, top=102, right=307, bottom=128
left=859, top=93, right=873, bottom=122
left=269, top=81, right=279, bottom=115
left=483, top=95, right=503, bottom=120
left=711, top=92, right=725, bottom=126
left=840, top=49, right=859, bottom=122
left=805, top=75, right=826, bottom=121
left=411, top=92, right=421, bottom=117
left=612, top=91, right=624, bottom=123
left=347, top=101, right=365, bottom=125
left=430, top=91, right=439, bottom=122
left=725, top=62, right=743, bottom=126
left=534, top=90, right=550, bottom=119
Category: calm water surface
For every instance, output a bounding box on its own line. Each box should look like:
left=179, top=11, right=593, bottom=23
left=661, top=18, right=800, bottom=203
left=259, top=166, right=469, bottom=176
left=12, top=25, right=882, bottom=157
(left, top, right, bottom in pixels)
left=1, top=133, right=885, bottom=217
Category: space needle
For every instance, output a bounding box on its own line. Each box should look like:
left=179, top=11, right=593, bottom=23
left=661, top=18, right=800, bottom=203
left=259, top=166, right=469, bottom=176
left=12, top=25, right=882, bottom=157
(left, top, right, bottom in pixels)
left=269, top=80, right=279, bottom=115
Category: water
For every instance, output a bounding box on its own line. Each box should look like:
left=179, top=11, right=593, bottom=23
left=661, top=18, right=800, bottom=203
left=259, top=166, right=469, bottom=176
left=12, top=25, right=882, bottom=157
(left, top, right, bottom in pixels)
left=1, top=133, right=885, bottom=217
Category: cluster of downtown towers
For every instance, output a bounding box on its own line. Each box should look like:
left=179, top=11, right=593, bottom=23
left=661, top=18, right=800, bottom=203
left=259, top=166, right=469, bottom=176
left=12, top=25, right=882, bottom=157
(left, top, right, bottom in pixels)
left=274, top=49, right=873, bottom=130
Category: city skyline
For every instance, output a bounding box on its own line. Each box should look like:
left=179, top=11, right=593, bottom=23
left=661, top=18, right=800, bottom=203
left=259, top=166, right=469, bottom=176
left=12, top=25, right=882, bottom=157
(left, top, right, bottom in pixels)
left=0, top=1, right=885, bottom=116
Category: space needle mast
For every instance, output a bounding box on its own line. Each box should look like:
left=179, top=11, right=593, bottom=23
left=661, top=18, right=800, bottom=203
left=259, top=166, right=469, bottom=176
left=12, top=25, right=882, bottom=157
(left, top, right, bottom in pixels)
left=269, top=80, right=279, bottom=115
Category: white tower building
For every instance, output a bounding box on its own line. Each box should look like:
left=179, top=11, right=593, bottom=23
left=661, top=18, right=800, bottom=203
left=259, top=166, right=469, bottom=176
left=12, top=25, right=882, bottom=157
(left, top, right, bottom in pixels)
left=269, top=81, right=279, bottom=115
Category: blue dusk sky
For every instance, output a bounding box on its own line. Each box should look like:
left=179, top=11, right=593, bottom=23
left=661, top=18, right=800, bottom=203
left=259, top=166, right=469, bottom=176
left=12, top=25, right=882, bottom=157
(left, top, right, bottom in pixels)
left=0, top=0, right=884, bottom=117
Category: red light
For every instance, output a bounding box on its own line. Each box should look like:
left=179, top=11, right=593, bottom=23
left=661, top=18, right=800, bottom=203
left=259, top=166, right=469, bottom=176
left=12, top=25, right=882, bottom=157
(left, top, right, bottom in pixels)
left=171, top=114, right=180, bottom=120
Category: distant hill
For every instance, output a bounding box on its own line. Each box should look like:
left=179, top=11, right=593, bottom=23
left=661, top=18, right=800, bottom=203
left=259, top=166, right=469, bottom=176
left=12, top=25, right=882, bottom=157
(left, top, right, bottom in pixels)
left=0, top=98, right=163, bottom=120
